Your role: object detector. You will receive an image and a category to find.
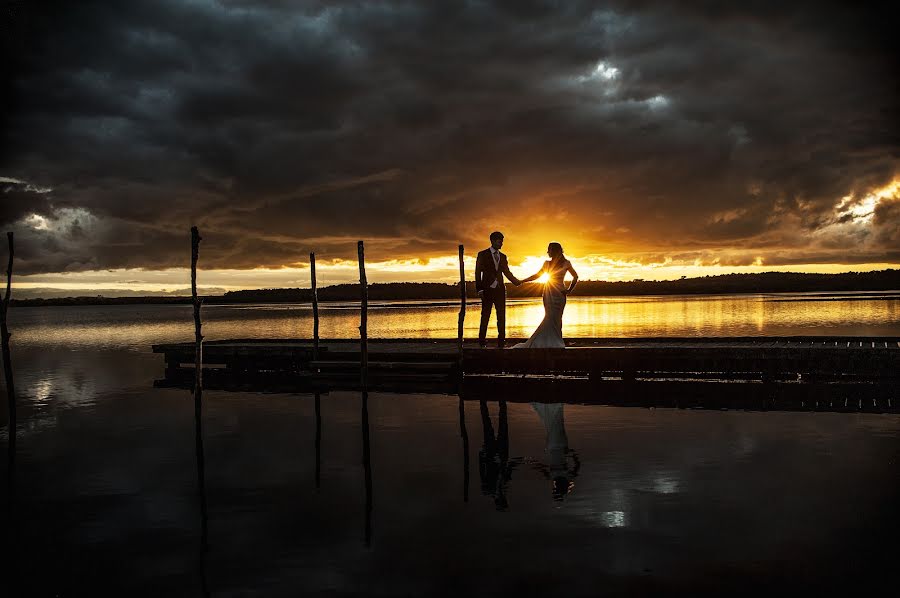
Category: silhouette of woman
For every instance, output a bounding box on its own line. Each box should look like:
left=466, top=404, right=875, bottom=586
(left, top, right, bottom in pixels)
left=514, top=243, right=578, bottom=348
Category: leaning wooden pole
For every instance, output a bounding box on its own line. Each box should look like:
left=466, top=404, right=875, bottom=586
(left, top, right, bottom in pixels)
left=457, top=244, right=466, bottom=359
left=358, top=241, right=368, bottom=390
left=310, top=252, right=319, bottom=360
left=1, top=232, right=16, bottom=487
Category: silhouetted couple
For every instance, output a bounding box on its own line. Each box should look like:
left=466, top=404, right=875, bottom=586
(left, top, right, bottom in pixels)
left=475, top=231, right=579, bottom=348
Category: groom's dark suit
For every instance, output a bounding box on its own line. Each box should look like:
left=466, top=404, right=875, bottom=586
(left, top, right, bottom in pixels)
left=475, top=247, right=517, bottom=347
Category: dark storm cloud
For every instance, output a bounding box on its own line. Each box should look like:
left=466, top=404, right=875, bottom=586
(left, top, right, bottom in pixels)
left=1, top=180, right=53, bottom=225
left=2, top=0, right=897, bottom=274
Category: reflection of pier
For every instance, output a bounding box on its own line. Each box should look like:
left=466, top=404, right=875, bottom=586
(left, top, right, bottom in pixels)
left=153, top=337, right=900, bottom=412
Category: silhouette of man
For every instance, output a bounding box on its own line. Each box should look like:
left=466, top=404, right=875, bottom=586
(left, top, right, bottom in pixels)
left=475, top=231, right=520, bottom=348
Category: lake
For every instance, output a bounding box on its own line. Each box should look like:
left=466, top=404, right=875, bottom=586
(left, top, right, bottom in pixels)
left=1, top=293, right=898, bottom=595
left=8, top=292, right=900, bottom=352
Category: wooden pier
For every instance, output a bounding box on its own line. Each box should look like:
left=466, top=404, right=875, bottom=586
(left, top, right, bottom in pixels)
left=153, top=336, right=900, bottom=412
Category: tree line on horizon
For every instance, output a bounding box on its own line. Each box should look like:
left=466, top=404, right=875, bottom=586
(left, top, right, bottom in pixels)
left=11, top=269, right=900, bottom=307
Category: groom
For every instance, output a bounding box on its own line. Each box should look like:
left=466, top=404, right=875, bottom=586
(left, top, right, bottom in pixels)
left=475, top=231, right=521, bottom=348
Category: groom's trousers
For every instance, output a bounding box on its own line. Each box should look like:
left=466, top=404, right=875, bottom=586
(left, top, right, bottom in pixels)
left=478, top=287, right=506, bottom=348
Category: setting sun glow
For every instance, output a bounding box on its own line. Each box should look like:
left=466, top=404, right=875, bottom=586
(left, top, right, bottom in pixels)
left=537, top=273, right=550, bottom=284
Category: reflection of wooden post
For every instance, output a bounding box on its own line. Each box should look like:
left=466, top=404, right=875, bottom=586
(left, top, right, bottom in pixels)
left=314, top=392, right=321, bottom=490
left=457, top=244, right=465, bottom=359
left=310, top=252, right=319, bottom=360
left=458, top=397, right=469, bottom=503
left=358, top=241, right=367, bottom=390
left=361, top=391, right=373, bottom=547
left=1, top=232, right=16, bottom=486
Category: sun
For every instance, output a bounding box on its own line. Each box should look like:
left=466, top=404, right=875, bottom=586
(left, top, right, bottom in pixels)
left=537, top=273, right=550, bottom=284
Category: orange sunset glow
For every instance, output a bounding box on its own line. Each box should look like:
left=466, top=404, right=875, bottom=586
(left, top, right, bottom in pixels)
left=9, top=175, right=898, bottom=298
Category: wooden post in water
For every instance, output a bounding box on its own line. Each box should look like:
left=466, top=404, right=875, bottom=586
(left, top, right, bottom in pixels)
left=310, top=252, right=319, bottom=360
left=457, top=244, right=465, bottom=359
left=189, top=226, right=208, bottom=552
left=1, top=232, right=16, bottom=489
left=191, top=227, right=203, bottom=395
left=358, top=241, right=368, bottom=390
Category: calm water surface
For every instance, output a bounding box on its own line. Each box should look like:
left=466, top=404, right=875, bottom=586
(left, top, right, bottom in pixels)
left=1, top=294, right=898, bottom=595
left=7, top=292, right=900, bottom=351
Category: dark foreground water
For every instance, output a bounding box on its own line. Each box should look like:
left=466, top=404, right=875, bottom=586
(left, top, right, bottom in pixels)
left=1, top=300, right=899, bottom=595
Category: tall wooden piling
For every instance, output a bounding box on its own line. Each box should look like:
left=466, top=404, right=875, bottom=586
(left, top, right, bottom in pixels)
left=2, top=232, right=16, bottom=490
left=189, top=226, right=208, bottom=551
left=358, top=241, right=368, bottom=389
left=191, top=227, right=203, bottom=394
left=310, top=252, right=320, bottom=360
left=457, top=244, right=465, bottom=359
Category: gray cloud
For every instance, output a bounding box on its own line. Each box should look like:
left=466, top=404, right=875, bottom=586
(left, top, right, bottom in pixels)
left=2, top=0, right=897, bottom=274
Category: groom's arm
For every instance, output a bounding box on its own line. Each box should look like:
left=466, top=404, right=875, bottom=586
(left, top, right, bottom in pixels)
left=474, top=251, right=484, bottom=293
left=501, top=259, right=521, bottom=286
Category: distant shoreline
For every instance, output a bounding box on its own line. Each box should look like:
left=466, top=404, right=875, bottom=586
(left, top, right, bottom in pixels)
left=10, top=269, right=900, bottom=307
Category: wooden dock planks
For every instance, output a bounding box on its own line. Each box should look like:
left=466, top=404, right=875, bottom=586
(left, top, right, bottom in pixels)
left=153, top=337, right=900, bottom=374
left=152, top=337, right=900, bottom=412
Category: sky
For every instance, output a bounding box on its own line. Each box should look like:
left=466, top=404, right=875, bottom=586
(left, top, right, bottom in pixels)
left=2, top=0, right=898, bottom=296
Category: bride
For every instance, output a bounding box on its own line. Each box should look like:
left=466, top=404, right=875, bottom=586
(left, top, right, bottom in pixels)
left=513, top=242, right=578, bottom=348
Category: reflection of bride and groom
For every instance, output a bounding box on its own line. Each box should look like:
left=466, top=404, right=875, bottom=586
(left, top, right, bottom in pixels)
left=478, top=399, right=580, bottom=509
left=475, top=231, right=578, bottom=349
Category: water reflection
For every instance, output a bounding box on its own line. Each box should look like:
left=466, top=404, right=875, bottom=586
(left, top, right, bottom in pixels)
left=595, top=511, right=627, bottom=528
left=2, top=305, right=16, bottom=539
left=531, top=403, right=580, bottom=502
left=361, top=392, right=373, bottom=547
left=6, top=379, right=899, bottom=595
left=314, top=393, right=322, bottom=490
left=458, top=397, right=469, bottom=502
left=6, top=292, right=900, bottom=352
left=475, top=398, right=582, bottom=509
left=478, top=400, right=513, bottom=511
left=192, top=350, right=210, bottom=596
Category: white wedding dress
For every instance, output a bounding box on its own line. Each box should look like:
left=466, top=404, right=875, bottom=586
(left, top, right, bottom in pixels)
left=531, top=403, right=568, bottom=471
left=513, top=259, right=569, bottom=349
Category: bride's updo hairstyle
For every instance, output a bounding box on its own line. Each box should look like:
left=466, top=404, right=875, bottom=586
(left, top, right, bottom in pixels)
left=548, top=242, right=564, bottom=262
